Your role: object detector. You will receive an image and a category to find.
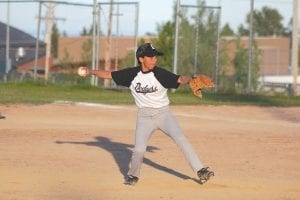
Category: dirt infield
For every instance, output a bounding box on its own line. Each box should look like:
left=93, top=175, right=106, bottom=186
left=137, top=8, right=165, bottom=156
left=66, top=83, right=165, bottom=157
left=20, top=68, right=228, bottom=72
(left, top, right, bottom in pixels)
left=0, top=103, right=300, bottom=200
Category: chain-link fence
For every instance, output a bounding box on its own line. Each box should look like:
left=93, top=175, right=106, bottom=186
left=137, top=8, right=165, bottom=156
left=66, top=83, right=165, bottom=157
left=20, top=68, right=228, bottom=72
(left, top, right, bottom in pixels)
left=175, top=2, right=220, bottom=81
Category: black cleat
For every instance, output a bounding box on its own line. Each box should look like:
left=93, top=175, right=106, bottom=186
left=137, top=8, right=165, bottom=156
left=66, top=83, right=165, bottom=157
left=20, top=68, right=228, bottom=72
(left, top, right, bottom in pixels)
left=124, top=175, right=139, bottom=185
left=0, top=113, right=5, bottom=119
left=197, top=167, right=214, bottom=184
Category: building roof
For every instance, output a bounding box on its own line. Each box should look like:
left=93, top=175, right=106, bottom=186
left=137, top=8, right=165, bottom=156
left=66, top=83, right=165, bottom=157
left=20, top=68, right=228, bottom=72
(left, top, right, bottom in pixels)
left=0, top=21, right=45, bottom=47
left=0, top=21, right=46, bottom=73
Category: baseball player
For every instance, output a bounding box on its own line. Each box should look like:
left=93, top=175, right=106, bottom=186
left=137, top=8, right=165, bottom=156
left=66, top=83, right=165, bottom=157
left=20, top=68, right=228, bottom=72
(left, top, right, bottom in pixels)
left=79, top=43, right=214, bottom=185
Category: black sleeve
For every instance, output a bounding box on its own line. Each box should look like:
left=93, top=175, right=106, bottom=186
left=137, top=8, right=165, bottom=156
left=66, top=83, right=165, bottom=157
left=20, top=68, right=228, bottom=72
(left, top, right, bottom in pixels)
left=153, top=67, right=180, bottom=89
left=111, top=67, right=140, bottom=87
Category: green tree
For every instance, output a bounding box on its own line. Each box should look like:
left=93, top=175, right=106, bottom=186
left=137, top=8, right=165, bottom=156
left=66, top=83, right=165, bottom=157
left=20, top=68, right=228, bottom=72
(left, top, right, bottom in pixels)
left=233, top=38, right=260, bottom=93
left=152, top=21, right=175, bottom=71
left=237, top=24, right=249, bottom=36
left=80, top=26, right=89, bottom=36
left=60, top=48, right=74, bottom=68
left=217, top=39, right=235, bottom=92
left=221, top=23, right=235, bottom=36
left=177, top=18, right=196, bottom=75
left=51, top=23, right=60, bottom=58
left=122, top=0, right=229, bottom=88
left=81, top=38, right=93, bottom=67
left=250, top=6, right=284, bottom=36
left=175, top=0, right=220, bottom=77
left=238, top=6, right=284, bottom=36
left=80, top=24, right=103, bottom=36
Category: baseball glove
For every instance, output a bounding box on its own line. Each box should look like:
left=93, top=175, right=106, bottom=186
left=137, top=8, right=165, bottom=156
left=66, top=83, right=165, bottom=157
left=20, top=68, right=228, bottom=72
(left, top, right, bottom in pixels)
left=189, top=75, right=215, bottom=98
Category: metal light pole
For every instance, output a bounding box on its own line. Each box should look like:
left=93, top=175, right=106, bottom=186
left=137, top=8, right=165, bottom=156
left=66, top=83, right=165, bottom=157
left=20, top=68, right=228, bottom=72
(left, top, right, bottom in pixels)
left=214, top=5, right=221, bottom=91
left=133, top=2, right=139, bottom=66
left=114, top=3, right=120, bottom=70
left=173, top=0, right=180, bottom=76
left=5, top=0, right=11, bottom=82
left=194, top=13, right=199, bottom=76
left=292, top=0, right=299, bottom=96
left=103, top=0, right=113, bottom=87
left=91, top=0, right=97, bottom=86
left=247, top=0, right=254, bottom=94
left=95, top=4, right=100, bottom=86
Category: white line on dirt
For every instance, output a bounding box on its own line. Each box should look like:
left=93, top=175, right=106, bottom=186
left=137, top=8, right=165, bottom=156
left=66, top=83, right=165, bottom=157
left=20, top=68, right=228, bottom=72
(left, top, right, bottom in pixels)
left=54, top=101, right=300, bottom=128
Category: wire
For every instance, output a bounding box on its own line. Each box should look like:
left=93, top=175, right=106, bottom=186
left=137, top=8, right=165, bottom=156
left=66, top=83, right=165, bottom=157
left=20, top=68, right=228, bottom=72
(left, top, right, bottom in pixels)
left=237, top=0, right=292, bottom=4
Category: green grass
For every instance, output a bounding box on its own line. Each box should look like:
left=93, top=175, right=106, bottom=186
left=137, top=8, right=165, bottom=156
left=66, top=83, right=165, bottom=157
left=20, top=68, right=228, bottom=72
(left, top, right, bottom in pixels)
left=1, top=81, right=300, bottom=106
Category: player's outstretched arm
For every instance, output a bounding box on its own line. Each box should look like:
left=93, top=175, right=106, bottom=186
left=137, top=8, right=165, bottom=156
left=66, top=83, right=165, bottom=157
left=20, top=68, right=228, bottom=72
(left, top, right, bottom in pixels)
left=177, top=75, right=192, bottom=85
left=89, top=69, right=112, bottom=79
left=77, top=66, right=112, bottom=79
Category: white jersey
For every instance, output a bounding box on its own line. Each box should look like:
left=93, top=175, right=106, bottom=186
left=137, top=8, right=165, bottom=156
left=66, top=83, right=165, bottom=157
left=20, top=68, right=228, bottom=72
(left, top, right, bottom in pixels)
left=111, top=66, right=180, bottom=108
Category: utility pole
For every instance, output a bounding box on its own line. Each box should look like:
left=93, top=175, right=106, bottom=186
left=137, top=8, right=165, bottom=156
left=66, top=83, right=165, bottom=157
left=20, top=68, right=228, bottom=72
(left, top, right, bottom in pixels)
left=42, top=1, right=65, bottom=81
left=98, top=1, right=139, bottom=72
left=34, top=1, right=42, bottom=81
left=104, top=0, right=113, bottom=87
left=292, top=0, right=299, bottom=96
left=44, top=2, right=54, bottom=81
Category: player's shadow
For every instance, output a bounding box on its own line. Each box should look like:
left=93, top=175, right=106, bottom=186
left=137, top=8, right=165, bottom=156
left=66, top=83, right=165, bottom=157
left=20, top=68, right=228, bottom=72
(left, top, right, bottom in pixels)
left=56, top=136, right=191, bottom=180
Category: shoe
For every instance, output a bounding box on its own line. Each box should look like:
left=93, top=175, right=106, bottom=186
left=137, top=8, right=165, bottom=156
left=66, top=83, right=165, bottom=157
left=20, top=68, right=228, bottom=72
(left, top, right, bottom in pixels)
left=124, top=175, right=139, bottom=185
left=197, top=167, right=214, bottom=184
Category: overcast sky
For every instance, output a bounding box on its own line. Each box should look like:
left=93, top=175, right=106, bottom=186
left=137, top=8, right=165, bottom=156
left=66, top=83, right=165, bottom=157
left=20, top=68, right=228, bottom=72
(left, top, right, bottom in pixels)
left=0, top=0, right=296, bottom=37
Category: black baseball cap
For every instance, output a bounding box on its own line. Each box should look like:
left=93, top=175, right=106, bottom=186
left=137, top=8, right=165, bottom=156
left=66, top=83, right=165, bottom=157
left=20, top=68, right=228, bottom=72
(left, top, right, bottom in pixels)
left=136, top=43, right=164, bottom=59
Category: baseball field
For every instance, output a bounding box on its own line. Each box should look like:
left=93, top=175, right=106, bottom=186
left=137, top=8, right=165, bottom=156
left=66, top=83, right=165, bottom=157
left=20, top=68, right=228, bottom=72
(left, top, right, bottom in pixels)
left=0, top=102, right=299, bottom=200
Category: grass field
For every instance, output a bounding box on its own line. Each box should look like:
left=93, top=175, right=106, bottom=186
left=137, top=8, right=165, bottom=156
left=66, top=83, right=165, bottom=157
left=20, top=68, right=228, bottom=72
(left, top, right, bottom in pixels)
left=0, top=81, right=300, bottom=106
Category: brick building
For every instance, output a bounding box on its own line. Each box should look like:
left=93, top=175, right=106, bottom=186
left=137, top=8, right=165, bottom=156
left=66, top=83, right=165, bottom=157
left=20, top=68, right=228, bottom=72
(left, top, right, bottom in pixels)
left=223, top=36, right=291, bottom=76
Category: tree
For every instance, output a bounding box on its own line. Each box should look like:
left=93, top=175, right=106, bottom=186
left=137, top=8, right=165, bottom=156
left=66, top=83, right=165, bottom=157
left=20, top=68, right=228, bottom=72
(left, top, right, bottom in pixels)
left=80, top=26, right=89, bottom=36
left=81, top=38, right=93, bottom=67
left=120, top=20, right=176, bottom=71
left=250, top=6, right=284, bottom=36
left=238, top=6, right=285, bottom=37
left=237, top=24, right=249, bottom=36
left=173, top=0, right=220, bottom=77
left=60, top=48, right=74, bottom=69
left=152, top=21, right=175, bottom=71
left=51, top=23, right=60, bottom=59
left=80, top=24, right=103, bottom=36
left=233, top=38, right=260, bottom=93
left=122, top=0, right=229, bottom=89
left=221, top=23, right=235, bottom=36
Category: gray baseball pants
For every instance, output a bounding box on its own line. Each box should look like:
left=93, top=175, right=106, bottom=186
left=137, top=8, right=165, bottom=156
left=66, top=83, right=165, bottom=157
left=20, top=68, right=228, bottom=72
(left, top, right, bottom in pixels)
left=127, top=106, right=204, bottom=177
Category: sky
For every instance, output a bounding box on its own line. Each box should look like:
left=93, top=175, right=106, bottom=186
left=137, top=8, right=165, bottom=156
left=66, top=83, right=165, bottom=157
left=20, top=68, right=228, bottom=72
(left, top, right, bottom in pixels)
left=0, top=0, right=296, bottom=37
